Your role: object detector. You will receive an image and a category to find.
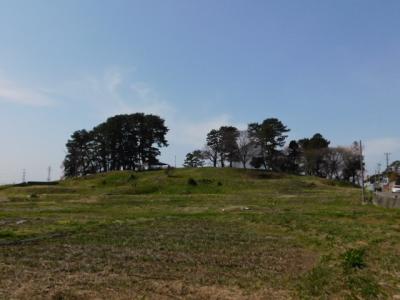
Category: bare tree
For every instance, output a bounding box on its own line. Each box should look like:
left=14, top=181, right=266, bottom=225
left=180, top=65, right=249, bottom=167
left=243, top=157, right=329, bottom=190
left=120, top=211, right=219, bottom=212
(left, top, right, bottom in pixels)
left=323, top=147, right=345, bottom=179
left=202, top=145, right=219, bottom=167
left=342, top=142, right=363, bottom=185
left=236, top=131, right=253, bottom=169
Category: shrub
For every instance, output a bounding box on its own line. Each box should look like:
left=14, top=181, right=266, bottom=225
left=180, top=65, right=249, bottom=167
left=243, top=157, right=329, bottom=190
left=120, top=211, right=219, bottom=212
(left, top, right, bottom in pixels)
left=128, top=174, right=137, bottom=181
left=306, top=182, right=317, bottom=188
left=0, top=230, right=17, bottom=238
left=187, top=178, right=197, bottom=186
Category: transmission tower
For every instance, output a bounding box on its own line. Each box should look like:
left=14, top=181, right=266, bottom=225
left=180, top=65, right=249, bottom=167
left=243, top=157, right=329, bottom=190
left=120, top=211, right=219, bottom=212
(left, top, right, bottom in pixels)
left=22, top=169, right=26, bottom=183
left=47, top=166, right=52, bottom=182
left=384, top=152, right=391, bottom=171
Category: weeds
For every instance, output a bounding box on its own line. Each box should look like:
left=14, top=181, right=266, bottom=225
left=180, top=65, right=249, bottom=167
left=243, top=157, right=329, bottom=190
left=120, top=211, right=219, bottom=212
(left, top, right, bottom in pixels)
left=346, top=274, right=381, bottom=299
left=298, top=265, right=334, bottom=298
left=342, top=248, right=366, bottom=270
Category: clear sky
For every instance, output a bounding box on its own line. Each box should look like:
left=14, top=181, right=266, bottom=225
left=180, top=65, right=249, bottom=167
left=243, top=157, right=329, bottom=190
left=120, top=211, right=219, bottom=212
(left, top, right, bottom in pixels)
left=0, top=0, right=399, bottom=183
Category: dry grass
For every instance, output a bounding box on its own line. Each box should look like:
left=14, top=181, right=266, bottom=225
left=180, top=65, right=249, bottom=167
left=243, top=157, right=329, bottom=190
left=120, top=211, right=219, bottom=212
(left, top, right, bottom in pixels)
left=0, top=235, right=314, bottom=299
left=0, top=168, right=399, bottom=298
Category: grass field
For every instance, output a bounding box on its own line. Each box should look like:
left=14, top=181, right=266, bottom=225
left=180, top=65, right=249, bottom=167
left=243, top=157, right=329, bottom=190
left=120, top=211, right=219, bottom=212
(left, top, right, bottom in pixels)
left=0, top=168, right=399, bottom=299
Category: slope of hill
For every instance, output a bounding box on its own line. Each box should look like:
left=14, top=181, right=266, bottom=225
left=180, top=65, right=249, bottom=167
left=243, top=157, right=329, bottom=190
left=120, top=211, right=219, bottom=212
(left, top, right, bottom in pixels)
left=0, top=168, right=399, bottom=299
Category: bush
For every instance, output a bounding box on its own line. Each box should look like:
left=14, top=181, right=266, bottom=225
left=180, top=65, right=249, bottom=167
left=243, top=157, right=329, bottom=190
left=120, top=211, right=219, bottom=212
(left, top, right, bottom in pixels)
left=187, top=178, right=197, bottom=186
left=343, top=248, right=366, bottom=270
left=0, top=230, right=17, bottom=238
left=128, top=174, right=137, bottom=181
left=306, top=182, right=317, bottom=188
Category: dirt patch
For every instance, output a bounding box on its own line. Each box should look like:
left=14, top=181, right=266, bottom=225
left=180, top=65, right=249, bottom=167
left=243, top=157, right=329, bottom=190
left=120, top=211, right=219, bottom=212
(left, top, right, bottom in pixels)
left=68, top=196, right=99, bottom=204
left=181, top=206, right=210, bottom=213
left=221, top=206, right=251, bottom=212
left=248, top=172, right=286, bottom=180
left=137, top=280, right=293, bottom=299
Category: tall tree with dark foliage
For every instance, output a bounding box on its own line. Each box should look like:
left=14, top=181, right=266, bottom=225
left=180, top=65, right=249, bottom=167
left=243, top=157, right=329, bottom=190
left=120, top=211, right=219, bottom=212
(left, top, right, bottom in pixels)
left=183, top=150, right=205, bottom=168
left=298, top=133, right=330, bottom=176
left=248, top=118, right=290, bottom=171
left=220, top=126, right=240, bottom=167
left=205, top=129, right=222, bottom=167
left=63, top=113, right=168, bottom=177
left=286, top=140, right=301, bottom=174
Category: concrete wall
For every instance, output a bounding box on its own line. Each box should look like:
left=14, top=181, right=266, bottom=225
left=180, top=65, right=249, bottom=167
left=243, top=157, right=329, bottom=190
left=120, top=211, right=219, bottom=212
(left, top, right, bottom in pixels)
left=373, top=193, right=400, bottom=209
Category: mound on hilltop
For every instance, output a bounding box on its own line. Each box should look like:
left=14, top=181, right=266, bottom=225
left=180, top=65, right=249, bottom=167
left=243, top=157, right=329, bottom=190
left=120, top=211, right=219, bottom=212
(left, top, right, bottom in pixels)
left=4, top=168, right=352, bottom=197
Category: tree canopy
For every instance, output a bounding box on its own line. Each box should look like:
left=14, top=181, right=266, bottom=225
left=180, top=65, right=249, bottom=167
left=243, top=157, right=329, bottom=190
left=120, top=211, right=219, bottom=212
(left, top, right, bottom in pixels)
left=63, top=113, right=168, bottom=177
left=183, top=150, right=205, bottom=168
left=248, top=118, right=290, bottom=171
left=185, top=117, right=364, bottom=185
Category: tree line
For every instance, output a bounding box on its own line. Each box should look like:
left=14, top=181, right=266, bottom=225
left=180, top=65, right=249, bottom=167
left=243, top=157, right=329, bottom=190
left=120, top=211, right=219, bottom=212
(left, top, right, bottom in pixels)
left=63, top=113, right=363, bottom=184
left=184, top=118, right=363, bottom=184
left=63, top=113, right=168, bottom=177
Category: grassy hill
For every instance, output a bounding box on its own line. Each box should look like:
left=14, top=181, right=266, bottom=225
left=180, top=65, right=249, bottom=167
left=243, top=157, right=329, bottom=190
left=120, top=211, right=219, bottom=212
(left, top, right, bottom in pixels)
left=0, top=168, right=399, bottom=299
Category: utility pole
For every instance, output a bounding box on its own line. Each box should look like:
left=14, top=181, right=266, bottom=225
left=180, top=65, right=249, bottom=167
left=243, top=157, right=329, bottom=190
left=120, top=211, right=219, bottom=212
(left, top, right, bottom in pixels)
left=377, top=163, right=382, bottom=187
left=384, top=152, right=391, bottom=171
left=22, top=169, right=26, bottom=184
left=360, top=140, right=365, bottom=203
left=47, top=166, right=52, bottom=182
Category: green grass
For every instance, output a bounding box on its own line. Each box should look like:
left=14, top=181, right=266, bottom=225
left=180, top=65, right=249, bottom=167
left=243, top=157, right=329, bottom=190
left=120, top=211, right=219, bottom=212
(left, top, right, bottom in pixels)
left=0, top=168, right=399, bottom=299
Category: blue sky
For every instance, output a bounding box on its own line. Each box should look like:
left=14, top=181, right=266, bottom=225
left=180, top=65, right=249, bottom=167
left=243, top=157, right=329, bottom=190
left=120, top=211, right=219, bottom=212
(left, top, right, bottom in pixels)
left=0, top=0, right=400, bottom=183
